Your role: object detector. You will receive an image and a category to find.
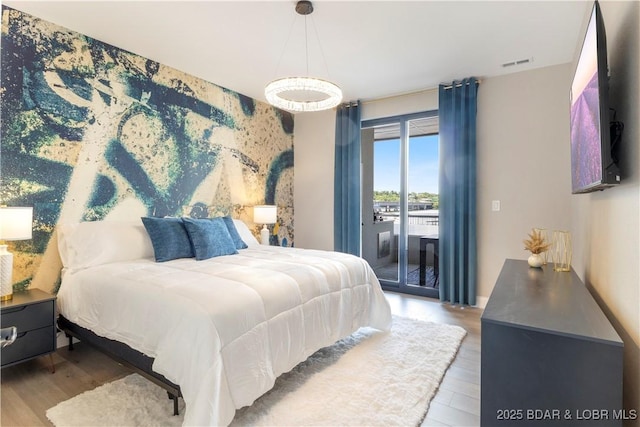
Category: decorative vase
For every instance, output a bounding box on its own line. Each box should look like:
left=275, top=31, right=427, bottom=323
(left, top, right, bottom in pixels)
left=528, top=253, right=544, bottom=268
left=552, top=230, right=572, bottom=272
left=0, top=245, right=13, bottom=301
left=533, top=227, right=549, bottom=264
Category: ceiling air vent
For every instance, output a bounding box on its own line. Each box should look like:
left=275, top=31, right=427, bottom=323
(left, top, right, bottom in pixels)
left=502, top=57, right=533, bottom=68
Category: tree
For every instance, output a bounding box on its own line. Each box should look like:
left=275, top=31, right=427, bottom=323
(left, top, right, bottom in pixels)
left=373, top=190, right=439, bottom=209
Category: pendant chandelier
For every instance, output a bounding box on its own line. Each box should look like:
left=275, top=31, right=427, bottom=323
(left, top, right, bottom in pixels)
left=265, top=1, right=342, bottom=113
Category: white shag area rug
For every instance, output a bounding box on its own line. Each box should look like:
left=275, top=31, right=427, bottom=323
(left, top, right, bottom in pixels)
left=46, top=316, right=466, bottom=427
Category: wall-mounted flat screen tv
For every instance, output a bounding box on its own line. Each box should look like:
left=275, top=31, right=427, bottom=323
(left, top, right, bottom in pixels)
left=570, top=1, right=620, bottom=194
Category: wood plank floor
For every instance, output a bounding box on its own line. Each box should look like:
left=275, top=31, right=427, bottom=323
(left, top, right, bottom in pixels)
left=382, top=292, right=482, bottom=427
left=1, top=291, right=482, bottom=427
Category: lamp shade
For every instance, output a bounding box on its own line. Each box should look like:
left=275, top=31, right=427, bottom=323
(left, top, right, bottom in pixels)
left=253, top=205, right=277, bottom=225
left=0, top=207, right=33, bottom=241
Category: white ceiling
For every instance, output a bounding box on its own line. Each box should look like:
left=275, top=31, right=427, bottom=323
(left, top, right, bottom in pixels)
left=3, top=1, right=591, bottom=105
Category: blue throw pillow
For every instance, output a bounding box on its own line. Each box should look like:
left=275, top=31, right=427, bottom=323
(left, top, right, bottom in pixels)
left=221, top=216, right=248, bottom=250
left=141, top=217, right=194, bottom=262
left=182, top=217, right=238, bottom=260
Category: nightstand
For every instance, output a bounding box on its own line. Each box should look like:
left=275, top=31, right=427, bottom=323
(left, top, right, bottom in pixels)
left=1, top=288, right=56, bottom=372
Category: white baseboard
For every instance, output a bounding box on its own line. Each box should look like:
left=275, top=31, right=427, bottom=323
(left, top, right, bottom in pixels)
left=56, top=330, right=78, bottom=349
left=474, top=296, right=488, bottom=309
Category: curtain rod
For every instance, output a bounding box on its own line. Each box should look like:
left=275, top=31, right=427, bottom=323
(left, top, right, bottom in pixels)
left=441, top=79, right=482, bottom=90
left=356, top=79, right=482, bottom=105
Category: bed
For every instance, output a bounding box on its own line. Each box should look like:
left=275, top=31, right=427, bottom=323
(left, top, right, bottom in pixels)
left=56, top=218, right=392, bottom=426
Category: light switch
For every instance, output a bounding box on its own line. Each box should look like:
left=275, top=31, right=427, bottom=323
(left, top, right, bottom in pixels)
left=492, top=200, right=501, bottom=211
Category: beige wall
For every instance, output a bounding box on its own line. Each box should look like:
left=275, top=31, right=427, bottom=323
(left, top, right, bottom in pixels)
left=570, top=1, right=640, bottom=421
left=293, top=109, right=336, bottom=251
left=361, top=89, right=438, bottom=121
left=476, top=63, right=574, bottom=302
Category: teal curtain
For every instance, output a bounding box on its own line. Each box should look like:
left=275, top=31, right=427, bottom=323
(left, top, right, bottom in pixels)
left=438, top=78, right=478, bottom=305
left=334, top=101, right=361, bottom=255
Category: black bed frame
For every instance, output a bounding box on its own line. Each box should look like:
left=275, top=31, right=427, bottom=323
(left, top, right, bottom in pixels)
left=57, top=316, right=182, bottom=416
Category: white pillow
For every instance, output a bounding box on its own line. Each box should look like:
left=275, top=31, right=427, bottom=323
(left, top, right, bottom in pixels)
left=58, top=219, right=154, bottom=271
left=232, top=219, right=260, bottom=247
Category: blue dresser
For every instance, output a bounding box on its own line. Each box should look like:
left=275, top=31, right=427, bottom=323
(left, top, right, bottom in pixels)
left=481, top=259, right=624, bottom=426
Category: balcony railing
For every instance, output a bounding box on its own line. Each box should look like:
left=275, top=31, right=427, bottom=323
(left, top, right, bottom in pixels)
left=376, top=210, right=439, bottom=236
left=377, top=212, right=439, bottom=225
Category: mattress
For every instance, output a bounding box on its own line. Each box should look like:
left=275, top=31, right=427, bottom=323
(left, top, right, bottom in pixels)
left=57, top=243, right=392, bottom=426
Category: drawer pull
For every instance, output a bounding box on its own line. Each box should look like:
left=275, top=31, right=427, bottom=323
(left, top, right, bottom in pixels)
left=1, top=327, right=17, bottom=348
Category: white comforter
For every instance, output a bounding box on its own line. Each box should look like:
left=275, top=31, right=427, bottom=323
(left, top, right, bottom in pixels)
left=57, top=245, right=391, bottom=426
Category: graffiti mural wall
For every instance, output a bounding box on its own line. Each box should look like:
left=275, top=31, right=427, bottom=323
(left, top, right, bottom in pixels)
left=1, top=6, right=294, bottom=293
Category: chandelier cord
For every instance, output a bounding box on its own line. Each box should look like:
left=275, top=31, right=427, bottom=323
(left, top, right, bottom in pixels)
left=304, top=15, right=309, bottom=76
left=270, top=13, right=297, bottom=84
left=309, top=14, right=332, bottom=82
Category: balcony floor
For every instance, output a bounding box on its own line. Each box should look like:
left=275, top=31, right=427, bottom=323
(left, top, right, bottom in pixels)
left=374, top=263, right=439, bottom=289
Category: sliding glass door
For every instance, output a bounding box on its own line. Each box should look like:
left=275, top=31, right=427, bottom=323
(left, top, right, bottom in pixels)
left=361, top=111, right=439, bottom=298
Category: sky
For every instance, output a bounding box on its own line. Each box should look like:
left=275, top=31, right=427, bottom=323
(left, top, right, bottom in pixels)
left=373, top=134, right=439, bottom=194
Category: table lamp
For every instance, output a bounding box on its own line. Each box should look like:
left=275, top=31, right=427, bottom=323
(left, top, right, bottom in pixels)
left=253, top=205, right=277, bottom=245
left=0, top=207, right=33, bottom=301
